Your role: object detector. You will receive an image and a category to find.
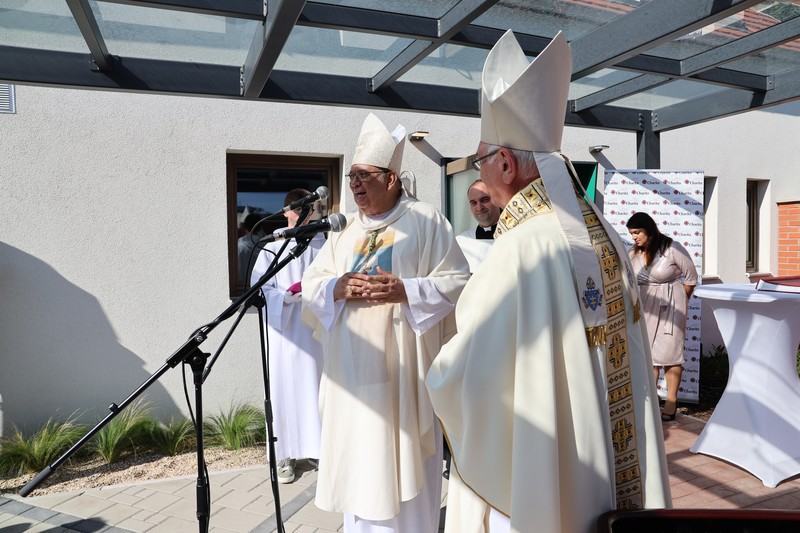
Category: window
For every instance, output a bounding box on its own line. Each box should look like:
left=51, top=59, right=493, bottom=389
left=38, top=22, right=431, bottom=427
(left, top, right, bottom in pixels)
left=746, top=180, right=759, bottom=273
left=227, top=153, right=340, bottom=297
left=444, top=156, right=479, bottom=235
left=444, top=157, right=599, bottom=231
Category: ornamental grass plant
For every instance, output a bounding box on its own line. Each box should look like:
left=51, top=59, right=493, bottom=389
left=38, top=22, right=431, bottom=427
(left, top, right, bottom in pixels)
left=92, top=400, right=155, bottom=463
left=0, top=415, right=87, bottom=476
left=204, top=403, right=266, bottom=451
left=150, top=417, right=196, bottom=456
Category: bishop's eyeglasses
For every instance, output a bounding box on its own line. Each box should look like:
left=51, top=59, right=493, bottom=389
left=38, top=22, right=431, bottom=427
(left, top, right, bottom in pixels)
left=470, top=149, right=500, bottom=171
left=347, top=170, right=386, bottom=183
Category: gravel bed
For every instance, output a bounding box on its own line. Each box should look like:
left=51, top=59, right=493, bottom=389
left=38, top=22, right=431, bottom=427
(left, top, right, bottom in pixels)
left=0, top=446, right=267, bottom=497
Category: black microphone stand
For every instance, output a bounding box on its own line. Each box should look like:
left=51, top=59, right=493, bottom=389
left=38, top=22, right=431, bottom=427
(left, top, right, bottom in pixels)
left=19, top=237, right=313, bottom=533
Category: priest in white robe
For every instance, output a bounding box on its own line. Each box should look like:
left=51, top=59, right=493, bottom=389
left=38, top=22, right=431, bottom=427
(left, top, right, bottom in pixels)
left=250, top=189, right=326, bottom=484
left=302, top=113, right=470, bottom=532
left=426, top=31, right=671, bottom=533
left=455, top=179, right=501, bottom=273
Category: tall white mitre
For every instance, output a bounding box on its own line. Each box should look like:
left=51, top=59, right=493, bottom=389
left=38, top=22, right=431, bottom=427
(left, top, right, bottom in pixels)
left=352, top=113, right=406, bottom=174
left=481, top=30, right=617, bottom=337
left=480, top=30, right=571, bottom=153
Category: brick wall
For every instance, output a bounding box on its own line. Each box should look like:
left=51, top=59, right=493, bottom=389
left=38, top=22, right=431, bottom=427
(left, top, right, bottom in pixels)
left=778, top=201, right=800, bottom=275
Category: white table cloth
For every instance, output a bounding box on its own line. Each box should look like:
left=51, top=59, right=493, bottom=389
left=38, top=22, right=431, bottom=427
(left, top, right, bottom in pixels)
left=691, top=283, right=800, bottom=487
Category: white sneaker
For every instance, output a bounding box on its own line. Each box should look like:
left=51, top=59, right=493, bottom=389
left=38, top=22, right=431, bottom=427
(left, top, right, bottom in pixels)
left=277, top=458, right=296, bottom=484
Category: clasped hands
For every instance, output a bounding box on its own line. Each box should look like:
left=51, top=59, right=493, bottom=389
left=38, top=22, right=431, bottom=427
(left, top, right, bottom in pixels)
left=334, top=267, right=407, bottom=303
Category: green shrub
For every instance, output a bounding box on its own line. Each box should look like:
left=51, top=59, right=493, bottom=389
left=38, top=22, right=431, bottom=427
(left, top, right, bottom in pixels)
left=0, top=416, right=87, bottom=476
left=701, top=344, right=729, bottom=380
left=204, top=403, right=265, bottom=451
left=92, top=400, right=155, bottom=463
left=150, top=417, right=195, bottom=456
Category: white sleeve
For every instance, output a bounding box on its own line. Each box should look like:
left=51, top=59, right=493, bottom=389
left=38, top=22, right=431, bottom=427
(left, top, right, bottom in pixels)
left=306, top=277, right=346, bottom=332
left=401, top=278, right=454, bottom=335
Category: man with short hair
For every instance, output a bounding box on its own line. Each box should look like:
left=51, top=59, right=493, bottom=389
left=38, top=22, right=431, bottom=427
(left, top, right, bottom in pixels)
left=456, top=179, right=501, bottom=273
left=302, top=113, right=469, bottom=532
left=426, top=31, right=671, bottom=533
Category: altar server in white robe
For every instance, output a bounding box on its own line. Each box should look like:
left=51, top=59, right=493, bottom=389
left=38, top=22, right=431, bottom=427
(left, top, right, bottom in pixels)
left=426, top=30, right=671, bottom=533
left=250, top=189, right=326, bottom=484
left=302, top=113, right=470, bottom=532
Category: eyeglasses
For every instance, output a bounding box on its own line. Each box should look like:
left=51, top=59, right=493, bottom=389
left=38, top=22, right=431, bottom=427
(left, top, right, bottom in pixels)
left=470, top=149, right=500, bottom=171
left=347, top=170, right=386, bottom=183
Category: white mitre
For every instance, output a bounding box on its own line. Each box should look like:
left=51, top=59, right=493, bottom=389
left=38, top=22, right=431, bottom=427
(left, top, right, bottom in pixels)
left=480, top=30, right=641, bottom=337
left=481, top=30, right=571, bottom=153
left=352, top=113, right=406, bottom=174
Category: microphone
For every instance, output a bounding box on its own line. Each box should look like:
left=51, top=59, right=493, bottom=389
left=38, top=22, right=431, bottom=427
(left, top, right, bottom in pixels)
left=281, top=186, right=329, bottom=212
left=264, top=213, right=347, bottom=243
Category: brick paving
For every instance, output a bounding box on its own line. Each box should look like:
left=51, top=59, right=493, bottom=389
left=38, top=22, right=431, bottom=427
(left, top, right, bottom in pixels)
left=2, top=414, right=799, bottom=532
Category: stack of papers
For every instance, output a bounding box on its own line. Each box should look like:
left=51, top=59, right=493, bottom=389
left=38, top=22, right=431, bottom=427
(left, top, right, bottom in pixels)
left=755, top=275, right=800, bottom=293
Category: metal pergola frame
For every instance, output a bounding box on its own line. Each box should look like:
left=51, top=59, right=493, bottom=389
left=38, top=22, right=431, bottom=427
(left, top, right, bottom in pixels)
left=2, top=0, right=799, bottom=168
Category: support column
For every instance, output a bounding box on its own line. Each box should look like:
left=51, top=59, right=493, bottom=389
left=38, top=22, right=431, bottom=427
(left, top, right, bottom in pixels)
left=636, top=111, right=660, bottom=169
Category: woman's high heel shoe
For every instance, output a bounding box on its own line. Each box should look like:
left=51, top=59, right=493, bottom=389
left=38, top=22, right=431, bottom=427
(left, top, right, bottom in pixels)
left=661, top=401, right=678, bottom=421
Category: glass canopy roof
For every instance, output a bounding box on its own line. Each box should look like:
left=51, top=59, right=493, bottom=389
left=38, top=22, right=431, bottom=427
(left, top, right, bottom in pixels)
left=1, top=0, right=798, bottom=135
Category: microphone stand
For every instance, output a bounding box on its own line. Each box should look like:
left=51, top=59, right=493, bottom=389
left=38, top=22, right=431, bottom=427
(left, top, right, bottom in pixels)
left=20, top=237, right=313, bottom=533
left=202, top=231, right=300, bottom=533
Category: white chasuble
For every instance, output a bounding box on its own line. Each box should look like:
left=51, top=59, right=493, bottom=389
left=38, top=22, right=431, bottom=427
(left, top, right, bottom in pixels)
left=426, top=180, right=671, bottom=533
left=302, top=194, right=469, bottom=521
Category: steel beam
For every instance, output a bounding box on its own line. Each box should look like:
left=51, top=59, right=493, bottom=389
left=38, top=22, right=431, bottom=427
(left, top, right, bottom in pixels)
left=241, top=0, right=306, bottom=98
left=66, top=0, right=113, bottom=72
left=99, top=0, right=264, bottom=19
left=369, top=0, right=495, bottom=92
left=297, top=2, right=438, bottom=39
left=682, top=16, right=800, bottom=75
left=654, top=67, right=800, bottom=131
left=637, top=112, right=661, bottom=169
left=570, top=75, right=669, bottom=112
left=570, top=0, right=763, bottom=78
left=0, top=45, right=240, bottom=95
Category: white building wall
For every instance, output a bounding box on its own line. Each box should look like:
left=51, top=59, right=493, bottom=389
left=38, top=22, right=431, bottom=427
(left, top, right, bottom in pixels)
left=1, top=84, right=797, bottom=433
left=662, top=102, right=800, bottom=282
left=0, top=86, right=485, bottom=434
left=661, top=102, right=800, bottom=350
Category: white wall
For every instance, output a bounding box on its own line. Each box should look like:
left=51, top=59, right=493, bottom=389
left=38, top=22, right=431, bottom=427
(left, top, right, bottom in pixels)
left=662, top=102, right=800, bottom=282
left=0, top=86, right=485, bottom=435
left=662, top=102, right=800, bottom=350
left=1, top=84, right=798, bottom=433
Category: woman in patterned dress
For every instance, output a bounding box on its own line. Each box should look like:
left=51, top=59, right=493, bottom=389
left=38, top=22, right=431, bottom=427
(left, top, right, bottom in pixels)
left=627, top=212, right=698, bottom=421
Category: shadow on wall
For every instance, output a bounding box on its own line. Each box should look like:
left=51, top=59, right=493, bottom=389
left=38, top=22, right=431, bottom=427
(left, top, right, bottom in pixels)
left=0, top=242, right=179, bottom=436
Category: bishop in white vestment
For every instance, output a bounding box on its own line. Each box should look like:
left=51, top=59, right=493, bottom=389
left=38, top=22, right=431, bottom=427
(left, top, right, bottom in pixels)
left=426, top=31, right=671, bottom=533
left=302, top=113, right=470, bottom=532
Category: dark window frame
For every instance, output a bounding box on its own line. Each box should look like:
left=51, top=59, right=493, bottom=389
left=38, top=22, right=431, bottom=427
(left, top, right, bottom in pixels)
left=745, top=180, right=759, bottom=273
left=226, top=153, right=341, bottom=297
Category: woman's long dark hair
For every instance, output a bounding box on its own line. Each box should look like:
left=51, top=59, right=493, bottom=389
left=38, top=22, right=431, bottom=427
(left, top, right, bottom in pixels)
left=626, top=211, right=672, bottom=267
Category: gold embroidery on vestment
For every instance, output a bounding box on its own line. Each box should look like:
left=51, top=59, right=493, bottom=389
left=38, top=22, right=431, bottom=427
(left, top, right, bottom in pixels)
left=496, top=176, right=644, bottom=509
left=578, top=191, right=644, bottom=509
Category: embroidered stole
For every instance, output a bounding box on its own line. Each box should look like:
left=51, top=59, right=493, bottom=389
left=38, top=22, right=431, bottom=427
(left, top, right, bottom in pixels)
left=496, top=179, right=644, bottom=510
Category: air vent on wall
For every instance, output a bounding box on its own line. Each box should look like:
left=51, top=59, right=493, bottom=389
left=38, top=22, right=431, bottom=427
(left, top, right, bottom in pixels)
left=0, top=84, right=16, bottom=114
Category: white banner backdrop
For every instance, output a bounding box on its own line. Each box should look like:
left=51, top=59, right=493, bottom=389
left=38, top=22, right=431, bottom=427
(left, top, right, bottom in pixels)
left=603, top=170, right=704, bottom=403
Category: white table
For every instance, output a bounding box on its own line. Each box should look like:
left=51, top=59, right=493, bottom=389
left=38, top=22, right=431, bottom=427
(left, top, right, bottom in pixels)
left=691, top=283, right=800, bottom=487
